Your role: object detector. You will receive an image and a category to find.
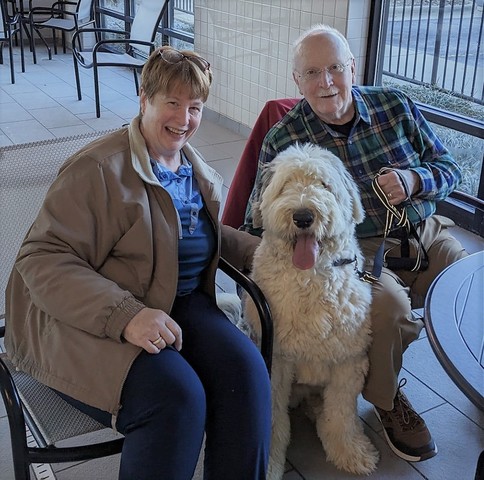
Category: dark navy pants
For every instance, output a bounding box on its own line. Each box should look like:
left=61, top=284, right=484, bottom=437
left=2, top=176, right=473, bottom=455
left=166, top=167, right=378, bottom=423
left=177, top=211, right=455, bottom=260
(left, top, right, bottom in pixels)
left=58, top=291, right=271, bottom=480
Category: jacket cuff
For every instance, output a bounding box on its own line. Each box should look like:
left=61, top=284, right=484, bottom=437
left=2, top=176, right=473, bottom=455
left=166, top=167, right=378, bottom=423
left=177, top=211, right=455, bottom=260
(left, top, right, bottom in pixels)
left=105, top=296, right=146, bottom=342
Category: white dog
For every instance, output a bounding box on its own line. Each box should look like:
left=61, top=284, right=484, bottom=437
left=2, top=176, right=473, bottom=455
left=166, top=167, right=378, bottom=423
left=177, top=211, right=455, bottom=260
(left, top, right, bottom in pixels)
left=243, top=143, right=379, bottom=477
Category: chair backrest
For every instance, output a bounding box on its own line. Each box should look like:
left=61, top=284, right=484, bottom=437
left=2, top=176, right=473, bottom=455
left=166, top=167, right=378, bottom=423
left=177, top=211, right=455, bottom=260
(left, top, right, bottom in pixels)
left=0, top=131, right=117, bottom=318
left=76, top=0, right=94, bottom=23
left=221, top=98, right=300, bottom=229
left=0, top=0, right=8, bottom=38
left=130, top=0, right=170, bottom=55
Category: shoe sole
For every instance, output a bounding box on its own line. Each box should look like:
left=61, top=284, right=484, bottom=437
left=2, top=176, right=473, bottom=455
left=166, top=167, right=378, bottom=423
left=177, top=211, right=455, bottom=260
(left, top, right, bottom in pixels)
left=374, top=407, right=438, bottom=462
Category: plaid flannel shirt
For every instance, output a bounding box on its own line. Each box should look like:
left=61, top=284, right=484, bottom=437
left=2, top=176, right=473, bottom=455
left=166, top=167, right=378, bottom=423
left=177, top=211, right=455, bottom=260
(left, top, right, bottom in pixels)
left=242, top=86, right=462, bottom=238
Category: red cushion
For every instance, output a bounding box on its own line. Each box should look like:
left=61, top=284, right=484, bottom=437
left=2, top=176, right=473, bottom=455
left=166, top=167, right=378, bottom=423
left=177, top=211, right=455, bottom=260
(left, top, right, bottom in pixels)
left=221, top=98, right=299, bottom=228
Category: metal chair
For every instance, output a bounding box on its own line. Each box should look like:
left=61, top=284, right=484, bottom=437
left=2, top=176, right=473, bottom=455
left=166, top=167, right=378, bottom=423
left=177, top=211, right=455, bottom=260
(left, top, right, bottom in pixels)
left=0, top=130, right=273, bottom=480
left=0, top=0, right=25, bottom=83
left=29, top=0, right=94, bottom=64
left=72, top=0, right=170, bottom=118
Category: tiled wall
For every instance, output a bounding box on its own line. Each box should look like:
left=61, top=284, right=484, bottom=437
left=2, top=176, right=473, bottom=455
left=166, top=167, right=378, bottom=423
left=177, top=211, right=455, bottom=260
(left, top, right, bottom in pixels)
left=195, top=0, right=371, bottom=132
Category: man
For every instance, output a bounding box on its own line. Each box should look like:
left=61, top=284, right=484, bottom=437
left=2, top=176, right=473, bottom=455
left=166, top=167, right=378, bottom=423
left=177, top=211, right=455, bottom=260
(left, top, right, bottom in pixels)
left=243, top=24, right=467, bottom=462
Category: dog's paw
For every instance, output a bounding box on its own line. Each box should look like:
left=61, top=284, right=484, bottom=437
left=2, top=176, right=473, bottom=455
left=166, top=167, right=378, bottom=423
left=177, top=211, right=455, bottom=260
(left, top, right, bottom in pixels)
left=328, top=434, right=379, bottom=475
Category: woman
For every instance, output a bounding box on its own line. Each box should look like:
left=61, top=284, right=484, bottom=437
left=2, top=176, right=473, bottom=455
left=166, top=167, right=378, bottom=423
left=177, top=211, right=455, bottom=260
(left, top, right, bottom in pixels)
left=5, top=46, right=271, bottom=480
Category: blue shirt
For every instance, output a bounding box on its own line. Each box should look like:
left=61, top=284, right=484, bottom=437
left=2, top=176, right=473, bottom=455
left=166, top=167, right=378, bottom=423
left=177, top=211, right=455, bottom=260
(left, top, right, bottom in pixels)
left=243, top=86, right=462, bottom=237
left=151, top=155, right=216, bottom=295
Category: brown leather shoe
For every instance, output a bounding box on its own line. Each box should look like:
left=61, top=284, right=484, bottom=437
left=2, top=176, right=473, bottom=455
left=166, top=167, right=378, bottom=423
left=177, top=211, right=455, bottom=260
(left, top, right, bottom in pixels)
left=374, top=379, right=438, bottom=462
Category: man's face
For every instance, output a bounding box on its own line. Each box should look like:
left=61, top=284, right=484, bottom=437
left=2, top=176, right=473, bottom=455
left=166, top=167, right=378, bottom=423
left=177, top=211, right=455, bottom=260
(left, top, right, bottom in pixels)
left=293, top=33, right=356, bottom=125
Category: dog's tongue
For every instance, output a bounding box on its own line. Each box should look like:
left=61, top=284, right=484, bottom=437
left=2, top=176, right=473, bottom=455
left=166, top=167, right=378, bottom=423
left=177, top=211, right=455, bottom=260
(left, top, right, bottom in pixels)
left=292, top=233, right=318, bottom=270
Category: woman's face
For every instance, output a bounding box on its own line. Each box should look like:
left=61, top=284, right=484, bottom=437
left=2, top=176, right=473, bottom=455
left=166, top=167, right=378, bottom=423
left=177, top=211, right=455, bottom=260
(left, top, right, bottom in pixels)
left=293, top=33, right=356, bottom=125
left=140, top=86, right=204, bottom=161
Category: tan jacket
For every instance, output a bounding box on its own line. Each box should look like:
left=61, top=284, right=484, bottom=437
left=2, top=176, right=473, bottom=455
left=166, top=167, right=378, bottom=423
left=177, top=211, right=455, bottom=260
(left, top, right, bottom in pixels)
left=5, top=116, right=259, bottom=415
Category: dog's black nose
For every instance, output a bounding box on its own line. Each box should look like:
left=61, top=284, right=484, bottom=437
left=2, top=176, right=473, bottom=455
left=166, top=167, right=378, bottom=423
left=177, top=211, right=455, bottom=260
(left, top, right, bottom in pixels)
left=293, top=209, right=314, bottom=229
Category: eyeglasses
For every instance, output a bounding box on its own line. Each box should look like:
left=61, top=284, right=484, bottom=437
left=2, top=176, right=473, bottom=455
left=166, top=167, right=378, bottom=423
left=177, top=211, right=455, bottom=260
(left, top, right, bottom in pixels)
left=297, top=59, right=353, bottom=82
left=158, top=48, right=211, bottom=73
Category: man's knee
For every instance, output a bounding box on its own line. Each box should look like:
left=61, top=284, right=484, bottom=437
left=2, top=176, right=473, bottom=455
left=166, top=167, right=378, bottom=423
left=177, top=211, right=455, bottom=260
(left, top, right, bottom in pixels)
left=370, top=277, right=412, bottom=331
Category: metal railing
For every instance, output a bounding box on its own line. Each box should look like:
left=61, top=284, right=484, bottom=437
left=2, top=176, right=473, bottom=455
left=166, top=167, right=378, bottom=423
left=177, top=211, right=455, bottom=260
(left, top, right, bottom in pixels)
left=382, top=0, right=483, bottom=104
left=173, top=0, right=193, bottom=15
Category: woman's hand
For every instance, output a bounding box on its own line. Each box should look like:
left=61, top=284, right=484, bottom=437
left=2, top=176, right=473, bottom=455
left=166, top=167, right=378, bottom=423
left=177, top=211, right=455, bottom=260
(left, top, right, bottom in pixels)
left=122, top=307, right=183, bottom=354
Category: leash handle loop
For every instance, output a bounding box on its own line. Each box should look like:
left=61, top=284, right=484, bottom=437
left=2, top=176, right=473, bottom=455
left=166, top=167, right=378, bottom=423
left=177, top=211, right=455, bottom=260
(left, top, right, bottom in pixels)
left=371, top=170, right=428, bottom=278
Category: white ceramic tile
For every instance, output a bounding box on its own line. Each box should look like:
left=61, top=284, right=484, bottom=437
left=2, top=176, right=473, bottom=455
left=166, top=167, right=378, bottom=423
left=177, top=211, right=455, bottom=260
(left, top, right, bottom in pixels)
left=403, top=336, right=482, bottom=424
left=35, top=81, right=80, bottom=99
left=10, top=90, right=62, bottom=110
left=410, top=403, right=484, bottom=480
left=49, top=125, right=97, bottom=138
left=0, top=89, right=14, bottom=103
left=0, top=119, right=54, bottom=143
left=0, top=416, right=16, bottom=479
left=0, top=102, right=34, bottom=123
left=29, top=106, right=86, bottom=129
left=76, top=111, right=129, bottom=131
left=286, top=406, right=419, bottom=479
left=0, top=133, right=13, bottom=147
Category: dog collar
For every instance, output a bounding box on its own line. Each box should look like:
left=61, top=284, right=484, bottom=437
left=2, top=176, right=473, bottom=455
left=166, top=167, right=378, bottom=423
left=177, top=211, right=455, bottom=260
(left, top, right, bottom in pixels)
left=333, top=256, right=378, bottom=285
left=332, top=256, right=357, bottom=267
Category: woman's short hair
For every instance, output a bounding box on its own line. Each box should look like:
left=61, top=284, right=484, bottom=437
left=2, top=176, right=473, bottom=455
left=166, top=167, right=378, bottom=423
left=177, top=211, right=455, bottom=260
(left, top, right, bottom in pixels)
left=292, top=24, right=354, bottom=71
left=141, top=46, right=212, bottom=102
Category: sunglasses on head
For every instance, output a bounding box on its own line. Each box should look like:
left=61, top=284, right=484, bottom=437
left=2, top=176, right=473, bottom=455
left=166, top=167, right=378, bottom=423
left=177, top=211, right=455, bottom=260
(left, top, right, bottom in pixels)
left=158, top=48, right=211, bottom=73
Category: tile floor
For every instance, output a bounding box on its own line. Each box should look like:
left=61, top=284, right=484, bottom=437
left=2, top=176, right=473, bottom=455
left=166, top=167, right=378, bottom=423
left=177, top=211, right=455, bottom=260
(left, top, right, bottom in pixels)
left=1, top=47, right=483, bottom=480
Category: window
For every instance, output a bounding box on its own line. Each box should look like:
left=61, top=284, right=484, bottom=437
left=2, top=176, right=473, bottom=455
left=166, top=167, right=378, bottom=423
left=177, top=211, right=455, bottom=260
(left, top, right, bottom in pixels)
left=366, top=0, right=483, bottom=235
left=95, top=0, right=195, bottom=52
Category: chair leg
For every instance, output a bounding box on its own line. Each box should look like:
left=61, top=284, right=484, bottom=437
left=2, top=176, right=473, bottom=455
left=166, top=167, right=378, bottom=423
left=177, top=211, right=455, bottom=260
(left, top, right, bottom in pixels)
left=21, top=20, right=32, bottom=54
left=133, top=69, right=139, bottom=96
left=32, top=25, right=52, bottom=61
left=8, top=39, right=15, bottom=83
left=94, top=65, right=100, bottom=118
left=52, top=28, right=57, bottom=55
left=72, top=52, right=82, bottom=101
left=19, top=20, right=25, bottom=73
left=30, top=20, right=36, bottom=64
left=0, top=361, right=32, bottom=480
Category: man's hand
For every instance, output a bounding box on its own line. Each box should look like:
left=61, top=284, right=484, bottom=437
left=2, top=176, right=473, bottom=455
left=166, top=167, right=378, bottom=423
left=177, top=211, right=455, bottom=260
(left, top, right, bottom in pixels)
left=122, top=307, right=183, bottom=354
left=376, top=170, right=420, bottom=205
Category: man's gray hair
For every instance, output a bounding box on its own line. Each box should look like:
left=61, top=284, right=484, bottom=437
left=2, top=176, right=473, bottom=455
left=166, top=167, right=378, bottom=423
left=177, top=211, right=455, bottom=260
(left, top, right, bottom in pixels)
left=292, top=24, right=354, bottom=71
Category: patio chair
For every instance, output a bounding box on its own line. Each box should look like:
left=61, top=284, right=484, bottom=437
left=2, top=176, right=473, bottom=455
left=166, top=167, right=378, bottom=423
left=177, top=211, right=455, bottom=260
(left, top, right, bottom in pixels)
left=29, top=0, right=94, bottom=64
left=71, top=0, right=170, bottom=118
left=0, top=0, right=25, bottom=83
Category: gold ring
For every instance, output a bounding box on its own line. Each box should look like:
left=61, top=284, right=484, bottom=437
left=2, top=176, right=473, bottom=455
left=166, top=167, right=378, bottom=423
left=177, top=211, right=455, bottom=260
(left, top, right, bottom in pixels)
left=152, top=336, right=163, bottom=346
left=388, top=192, right=393, bottom=199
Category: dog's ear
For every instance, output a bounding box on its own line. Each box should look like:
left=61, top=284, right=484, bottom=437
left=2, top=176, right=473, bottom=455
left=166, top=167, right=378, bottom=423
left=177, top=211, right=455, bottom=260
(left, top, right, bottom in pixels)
left=252, top=163, right=275, bottom=229
left=327, top=153, right=366, bottom=224
left=252, top=200, right=263, bottom=229
left=341, top=168, right=365, bottom=224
